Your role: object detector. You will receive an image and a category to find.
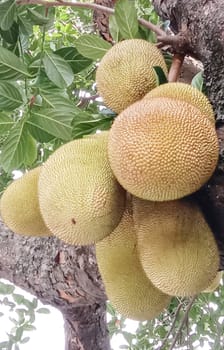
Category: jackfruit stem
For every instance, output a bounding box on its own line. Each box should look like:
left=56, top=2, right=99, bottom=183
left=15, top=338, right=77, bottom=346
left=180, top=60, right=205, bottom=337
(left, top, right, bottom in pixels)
left=168, top=53, right=185, bottom=82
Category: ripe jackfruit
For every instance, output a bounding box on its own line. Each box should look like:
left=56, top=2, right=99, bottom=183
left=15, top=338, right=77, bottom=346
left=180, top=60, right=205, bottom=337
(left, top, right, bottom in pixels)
left=0, top=167, right=52, bottom=236
left=96, top=39, right=168, bottom=114
left=144, top=82, right=215, bottom=123
left=133, top=197, right=219, bottom=297
left=96, top=202, right=171, bottom=320
left=38, top=132, right=126, bottom=245
left=108, top=97, right=218, bottom=201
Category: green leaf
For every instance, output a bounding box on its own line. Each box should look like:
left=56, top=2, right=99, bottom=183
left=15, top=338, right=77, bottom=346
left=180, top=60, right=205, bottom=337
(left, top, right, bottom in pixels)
left=43, top=51, right=74, bottom=88
left=0, top=113, right=14, bottom=135
left=0, top=342, right=9, bottom=349
left=0, top=82, right=23, bottom=111
left=9, top=316, right=18, bottom=325
left=27, top=8, right=49, bottom=26
left=17, top=15, right=33, bottom=36
left=75, top=34, right=111, bottom=60
left=122, top=331, right=134, bottom=345
left=0, top=0, right=16, bottom=31
left=28, top=311, right=35, bottom=324
left=153, top=66, right=168, bottom=85
left=39, top=92, right=78, bottom=113
left=191, top=71, right=205, bottom=92
left=3, top=297, right=15, bottom=308
left=22, top=324, right=36, bottom=331
left=15, top=327, right=23, bottom=342
left=28, top=108, right=73, bottom=141
left=20, top=337, right=30, bottom=344
left=0, top=122, right=34, bottom=172
left=36, top=307, right=50, bottom=314
left=0, top=281, right=15, bottom=294
left=0, top=46, right=29, bottom=80
left=21, top=298, right=35, bottom=311
left=32, top=298, right=38, bottom=309
left=72, top=113, right=113, bottom=139
left=54, top=47, right=92, bottom=74
left=12, top=294, right=24, bottom=305
left=109, top=15, right=121, bottom=42
left=115, top=0, right=139, bottom=39
left=22, top=129, right=37, bottom=167
left=107, top=302, right=117, bottom=316
left=27, top=123, right=54, bottom=143
left=0, top=21, right=19, bottom=44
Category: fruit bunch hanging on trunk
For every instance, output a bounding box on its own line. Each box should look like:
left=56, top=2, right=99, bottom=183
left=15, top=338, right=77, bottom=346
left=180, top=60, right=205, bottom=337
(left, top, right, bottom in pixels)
left=0, top=39, right=220, bottom=321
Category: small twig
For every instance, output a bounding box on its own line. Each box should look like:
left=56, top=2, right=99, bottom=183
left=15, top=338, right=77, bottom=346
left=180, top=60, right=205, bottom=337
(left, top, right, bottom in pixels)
left=15, top=0, right=166, bottom=37
left=168, top=295, right=197, bottom=350
left=138, top=18, right=165, bottom=37
left=168, top=53, right=185, bottom=82
left=159, top=300, right=184, bottom=350
left=76, top=94, right=99, bottom=108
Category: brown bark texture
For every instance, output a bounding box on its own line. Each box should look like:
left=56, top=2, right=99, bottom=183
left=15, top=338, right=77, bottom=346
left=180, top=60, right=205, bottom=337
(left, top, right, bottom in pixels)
left=93, top=0, right=116, bottom=43
left=153, top=0, right=224, bottom=270
left=0, top=220, right=110, bottom=350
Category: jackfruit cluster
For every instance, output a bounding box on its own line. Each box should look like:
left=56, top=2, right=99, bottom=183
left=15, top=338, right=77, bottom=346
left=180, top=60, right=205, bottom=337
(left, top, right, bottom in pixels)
left=0, top=38, right=220, bottom=322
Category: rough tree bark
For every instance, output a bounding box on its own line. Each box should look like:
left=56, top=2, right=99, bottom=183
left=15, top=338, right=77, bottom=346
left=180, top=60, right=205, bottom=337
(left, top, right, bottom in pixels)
left=1, top=1, right=224, bottom=349
left=0, top=221, right=110, bottom=350
left=93, top=0, right=116, bottom=43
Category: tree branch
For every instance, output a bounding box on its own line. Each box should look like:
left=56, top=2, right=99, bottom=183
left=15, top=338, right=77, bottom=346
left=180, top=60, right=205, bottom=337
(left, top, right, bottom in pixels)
left=15, top=0, right=166, bottom=37
left=159, top=299, right=184, bottom=349
left=168, top=295, right=197, bottom=350
left=168, top=53, right=185, bottom=82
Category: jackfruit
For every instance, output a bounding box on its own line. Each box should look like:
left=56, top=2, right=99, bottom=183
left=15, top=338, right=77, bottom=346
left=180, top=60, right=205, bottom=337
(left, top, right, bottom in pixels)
left=96, top=202, right=171, bottom=320
left=108, top=97, right=218, bottom=201
left=0, top=167, right=52, bottom=236
left=96, top=39, right=168, bottom=114
left=203, top=271, right=223, bottom=293
left=38, top=133, right=126, bottom=245
left=144, top=82, right=215, bottom=123
left=133, top=197, right=219, bottom=297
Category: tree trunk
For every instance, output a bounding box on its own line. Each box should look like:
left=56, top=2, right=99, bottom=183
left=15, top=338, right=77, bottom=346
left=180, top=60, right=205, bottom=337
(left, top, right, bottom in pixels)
left=0, top=220, right=110, bottom=350
left=152, top=0, right=224, bottom=270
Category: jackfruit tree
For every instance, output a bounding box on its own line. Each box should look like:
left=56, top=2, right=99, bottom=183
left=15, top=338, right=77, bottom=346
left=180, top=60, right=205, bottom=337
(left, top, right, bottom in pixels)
left=0, top=0, right=224, bottom=349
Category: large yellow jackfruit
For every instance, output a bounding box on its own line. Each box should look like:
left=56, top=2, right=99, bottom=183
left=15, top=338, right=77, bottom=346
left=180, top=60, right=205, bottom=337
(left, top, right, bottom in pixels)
left=108, top=97, right=218, bottom=201
left=96, top=201, right=171, bottom=320
left=0, top=167, right=52, bottom=236
left=38, top=132, right=126, bottom=245
left=144, top=82, right=215, bottom=123
left=96, top=39, right=168, bottom=114
left=133, top=197, right=219, bottom=297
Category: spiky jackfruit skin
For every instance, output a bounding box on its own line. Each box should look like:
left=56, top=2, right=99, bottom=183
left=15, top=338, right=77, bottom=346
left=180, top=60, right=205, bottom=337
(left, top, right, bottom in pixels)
left=38, top=133, right=126, bottom=245
left=96, top=39, right=168, bottom=114
left=203, top=271, right=223, bottom=293
left=108, top=97, right=219, bottom=201
left=0, top=167, right=52, bottom=237
left=133, top=197, right=220, bottom=297
left=144, top=82, right=215, bottom=123
left=96, top=202, right=171, bottom=321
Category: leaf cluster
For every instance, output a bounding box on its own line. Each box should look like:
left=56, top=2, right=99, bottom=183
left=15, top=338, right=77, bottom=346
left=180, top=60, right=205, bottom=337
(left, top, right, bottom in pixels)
left=0, top=280, right=50, bottom=350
